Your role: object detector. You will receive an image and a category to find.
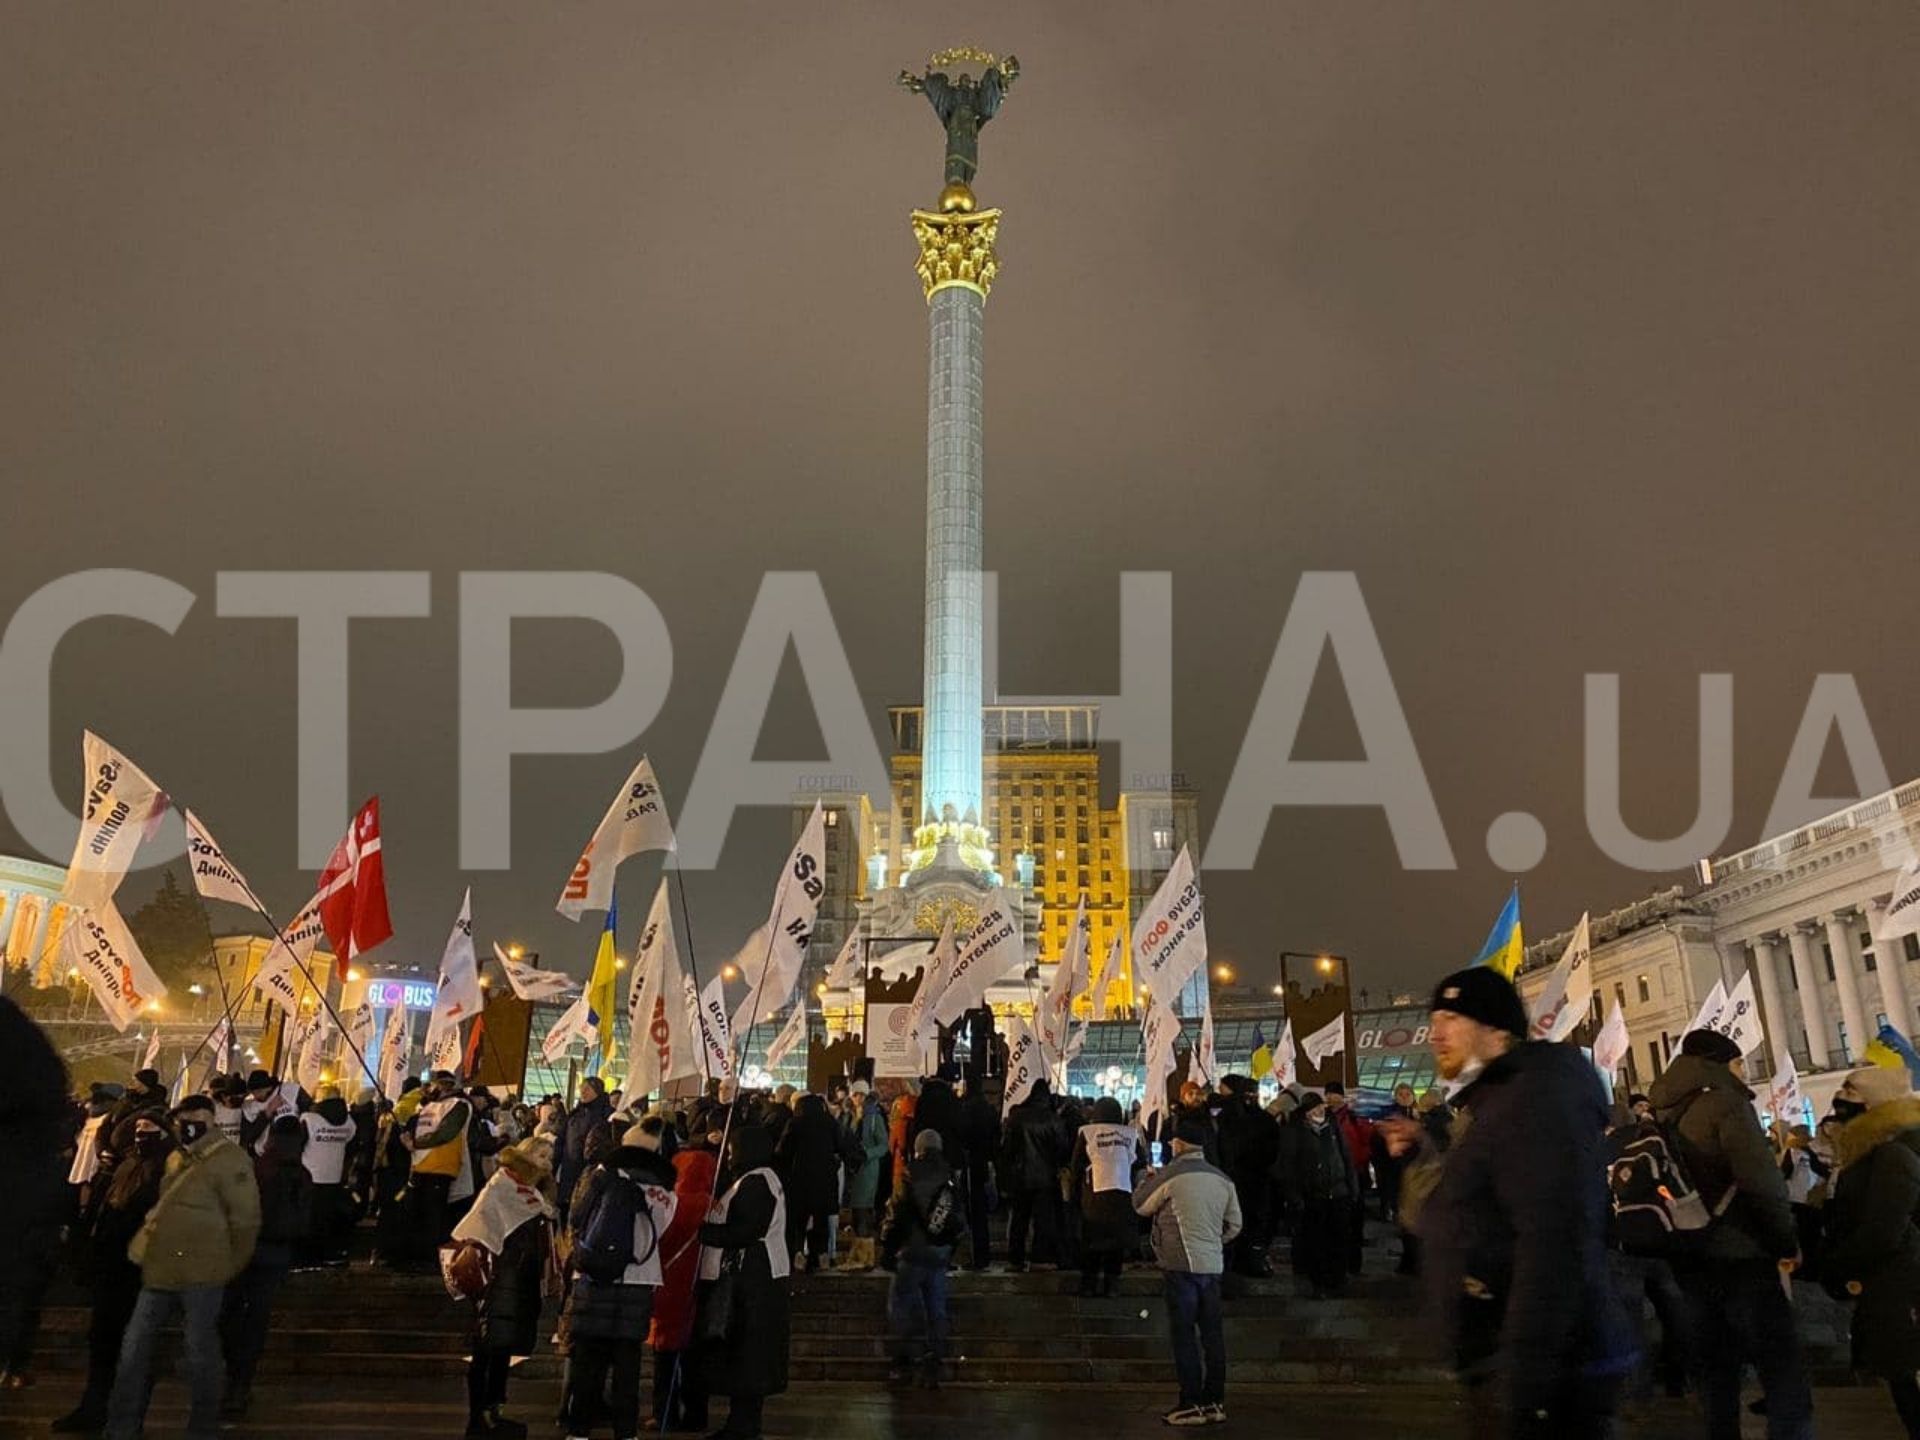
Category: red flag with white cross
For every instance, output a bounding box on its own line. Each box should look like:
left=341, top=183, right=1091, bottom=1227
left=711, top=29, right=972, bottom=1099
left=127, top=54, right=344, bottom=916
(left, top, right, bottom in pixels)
left=317, top=797, right=394, bottom=982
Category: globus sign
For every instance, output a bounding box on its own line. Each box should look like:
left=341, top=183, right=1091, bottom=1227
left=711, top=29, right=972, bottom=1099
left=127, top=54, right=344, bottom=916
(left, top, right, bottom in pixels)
left=365, top=979, right=437, bottom=1010
left=1357, top=1022, right=1429, bottom=1051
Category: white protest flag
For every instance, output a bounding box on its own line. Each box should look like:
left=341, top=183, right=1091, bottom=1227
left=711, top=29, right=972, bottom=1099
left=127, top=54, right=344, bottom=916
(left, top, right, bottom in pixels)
left=730, top=804, right=828, bottom=1037
left=1593, top=1000, right=1631, bottom=1076
left=1686, top=979, right=1729, bottom=1036
left=1139, top=995, right=1182, bottom=1139
left=823, top=926, right=864, bottom=992
left=493, top=944, right=576, bottom=1002
left=424, top=890, right=482, bottom=1051
left=1707, top=971, right=1766, bottom=1058
left=1302, top=1012, right=1348, bottom=1069
left=904, top=915, right=958, bottom=1062
left=1091, top=932, right=1123, bottom=1022
left=378, top=1002, right=413, bottom=1100
left=207, top=1016, right=234, bottom=1078
left=690, top=973, right=734, bottom=1082
left=1002, top=1013, right=1042, bottom=1118
left=428, top=1019, right=463, bottom=1076
left=1193, top=998, right=1218, bottom=1085
left=1768, top=1050, right=1804, bottom=1125
left=63, top=732, right=168, bottom=913
left=556, top=754, right=675, bottom=920
left=64, top=903, right=167, bottom=1032
left=1038, top=898, right=1089, bottom=1077
left=297, top=1015, right=332, bottom=1093
left=141, top=1026, right=161, bottom=1073
left=933, top=893, right=1025, bottom=1028
left=1271, top=1019, right=1298, bottom=1089
left=764, top=1000, right=808, bottom=1070
left=623, top=880, right=698, bottom=1100
left=1131, top=847, right=1208, bottom=1010
left=344, top=1000, right=378, bottom=1086
left=254, top=894, right=325, bottom=1021
left=1875, top=855, right=1920, bottom=943
left=542, top=992, right=596, bottom=1064
left=183, top=810, right=254, bottom=909
left=1528, top=913, right=1594, bottom=1043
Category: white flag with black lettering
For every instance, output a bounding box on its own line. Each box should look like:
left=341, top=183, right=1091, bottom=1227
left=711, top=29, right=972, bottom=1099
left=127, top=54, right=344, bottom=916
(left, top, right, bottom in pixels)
left=1768, top=1051, right=1804, bottom=1125
left=1875, top=856, right=1920, bottom=943
left=1002, top=1013, right=1041, bottom=1118
left=344, top=1000, right=378, bottom=1086
left=541, top=992, right=595, bottom=1064
left=424, top=890, right=481, bottom=1051
left=1139, top=995, right=1182, bottom=1140
left=905, top=915, right=958, bottom=1063
left=1271, top=1019, right=1298, bottom=1089
left=823, top=926, right=864, bottom=991
left=933, top=895, right=1025, bottom=1029
left=63, top=732, right=168, bottom=913
left=690, top=973, right=734, bottom=1082
left=297, top=1015, right=332, bottom=1093
left=1302, top=1012, right=1348, bottom=1068
left=63, top=902, right=168, bottom=1032
left=493, top=944, right=576, bottom=1002
left=1131, top=847, right=1208, bottom=1012
left=730, top=804, right=827, bottom=1037
left=764, top=1000, right=808, bottom=1070
left=254, top=894, right=325, bottom=1021
left=1687, top=979, right=1729, bottom=1036
left=183, top=810, right=254, bottom=909
left=1707, top=971, right=1765, bottom=1057
left=556, top=755, right=675, bottom=920
left=1091, top=932, right=1123, bottom=1022
left=1038, top=897, right=1089, bottom=1078
left=428, top=1018, right=463, bottom=1076
left=378, top=1002, right=412, bottom=1100
left=1529, top=914, right=1593, bottom=1043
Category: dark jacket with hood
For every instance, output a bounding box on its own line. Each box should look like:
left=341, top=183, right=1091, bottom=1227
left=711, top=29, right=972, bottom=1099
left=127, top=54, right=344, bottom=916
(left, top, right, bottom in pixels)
left=1413, top=1039, right=1636, bottom=1415
left=565, top=1143, right=676, bottom=1342
left=255, top=1117, right=315, bottom=1251
left=1821, top=1094, right=1920, bottom=1377
left=1647, top=1052, right=1796, bottom=1261
left=559, top=1090, right=612, bottom=1212
left=776, top=1094, right=843, bottom=1215
left=910, top=1077, right=964, bottom=1165
left=883, top=1151, right=956, bottom=1266
left=697, top=1126, right=790, bottom=1399
left=1001, top=1087, right=1069, bottom=1192
left=1275, top=1109, right=1357, bottom=1207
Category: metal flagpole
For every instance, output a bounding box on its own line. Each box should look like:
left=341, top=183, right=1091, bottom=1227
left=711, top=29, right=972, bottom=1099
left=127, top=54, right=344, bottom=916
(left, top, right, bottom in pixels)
left=669, top=862, right=711, bottom=1085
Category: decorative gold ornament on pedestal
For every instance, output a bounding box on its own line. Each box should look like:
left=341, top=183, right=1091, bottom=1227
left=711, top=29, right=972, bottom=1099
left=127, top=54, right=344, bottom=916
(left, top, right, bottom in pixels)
left=911, top=201, right=1001, bottom=301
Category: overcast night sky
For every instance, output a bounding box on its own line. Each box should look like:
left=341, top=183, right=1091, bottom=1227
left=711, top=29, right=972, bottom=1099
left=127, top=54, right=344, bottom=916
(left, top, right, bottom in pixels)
left=4, top=3, right=1918, bottom=998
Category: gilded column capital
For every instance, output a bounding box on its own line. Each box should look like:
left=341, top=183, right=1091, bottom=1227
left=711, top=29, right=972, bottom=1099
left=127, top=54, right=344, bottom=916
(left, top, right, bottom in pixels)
left=911, top=203, right=1002, bottom=301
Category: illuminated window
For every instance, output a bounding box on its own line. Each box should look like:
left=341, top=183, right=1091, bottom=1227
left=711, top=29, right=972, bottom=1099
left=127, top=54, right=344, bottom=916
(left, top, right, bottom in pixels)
left=1636, top=975, right=1650, bottom=1004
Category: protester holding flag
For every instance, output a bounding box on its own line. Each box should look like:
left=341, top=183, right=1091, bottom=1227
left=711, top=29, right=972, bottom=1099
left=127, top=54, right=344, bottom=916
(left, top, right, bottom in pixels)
left=1821, top=1065, right=1920, bottom=1437
left=1648, top=1029, right=1811, bottom=1440
left=696, top=1124, right=792, bottom=1440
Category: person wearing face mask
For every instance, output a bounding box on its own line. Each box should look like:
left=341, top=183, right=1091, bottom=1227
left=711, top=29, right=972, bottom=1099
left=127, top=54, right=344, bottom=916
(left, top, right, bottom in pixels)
left=103, top=1095, right=261, bottom=1440
left=1820, top=1065, right=1920, bottom=1436
left=1648, top=1028, right=1810, bottom=1440
left=1275, top=1090, right=1357, bottom=1299
left=1383, top=967, right=1634, bottom=1440
left=52, top=1117, right=175, bottom=1434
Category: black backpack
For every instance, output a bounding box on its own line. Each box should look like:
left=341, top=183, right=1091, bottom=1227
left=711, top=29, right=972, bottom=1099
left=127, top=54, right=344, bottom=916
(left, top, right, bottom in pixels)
left=1607, top=1100, right=1718, bottom=1256
left=574, top=1171, right=657, bottom=1283
left=922, top=1179, right=964, bottom=1247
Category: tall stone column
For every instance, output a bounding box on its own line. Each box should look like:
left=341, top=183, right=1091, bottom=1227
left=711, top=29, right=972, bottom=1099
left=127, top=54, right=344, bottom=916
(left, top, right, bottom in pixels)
left=1785, top=924, right=1830, bottom=1068
left=1823, top=911, right=1870, bottom=1065
left=1748, top=933, right=1790, bottom=1065
left=1870, top=896, right=1916, bottom=1035
left=908, top=191, right=1000, bottom=876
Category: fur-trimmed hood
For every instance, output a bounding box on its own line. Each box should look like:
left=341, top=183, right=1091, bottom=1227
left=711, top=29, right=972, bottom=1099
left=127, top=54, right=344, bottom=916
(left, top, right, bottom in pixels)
left=1835, top=1094, right=1920, bottom=1169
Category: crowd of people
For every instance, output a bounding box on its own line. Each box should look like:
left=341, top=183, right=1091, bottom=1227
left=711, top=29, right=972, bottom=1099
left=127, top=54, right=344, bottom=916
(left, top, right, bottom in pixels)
left=3, top=969, right=1920, bottom=1437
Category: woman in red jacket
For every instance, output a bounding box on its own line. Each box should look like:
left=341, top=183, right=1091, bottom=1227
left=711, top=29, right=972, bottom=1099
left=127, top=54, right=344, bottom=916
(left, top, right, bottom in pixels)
left=648, top=1130, right=718, bottom=1433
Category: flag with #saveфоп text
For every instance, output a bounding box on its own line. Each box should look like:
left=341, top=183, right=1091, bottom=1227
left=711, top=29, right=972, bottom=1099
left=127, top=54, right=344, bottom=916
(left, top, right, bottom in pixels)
left=63, top=732, right=168, bottom=913
left=556, top=755, right=675, bottom=921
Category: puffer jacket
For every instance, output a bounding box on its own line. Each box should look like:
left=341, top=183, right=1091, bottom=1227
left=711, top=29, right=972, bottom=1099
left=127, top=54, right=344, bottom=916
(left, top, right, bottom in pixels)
left=130, top=1131, right=262, bottom=1290
left=1822, top=1094, right=1920, bottom=1378
left=1133, top=1150, right=1242, bottom=1274
left=1647, top=1053, right=1796, bottom=1261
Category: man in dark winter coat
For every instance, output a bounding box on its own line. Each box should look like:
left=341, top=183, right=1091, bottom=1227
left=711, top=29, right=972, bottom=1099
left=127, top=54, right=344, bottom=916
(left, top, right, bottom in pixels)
left=0, top=998, right=68, bottom=1392
left=1001, top=1080, right=1070, bottom=1270
left=1391, top=968, right=1635, bottom=1439
left=1274, top=1092, right=1357, bottom=1297
left=1648, top=1028, right=1811, bottom=1440
left=558, top=1077, right=612, bottom=1218
left=1214, top=1075, right=1279, bottom=1277
left=775, top=1094, right=842, bottom=1272
left=956, top=1082, right=1001, bottom=1270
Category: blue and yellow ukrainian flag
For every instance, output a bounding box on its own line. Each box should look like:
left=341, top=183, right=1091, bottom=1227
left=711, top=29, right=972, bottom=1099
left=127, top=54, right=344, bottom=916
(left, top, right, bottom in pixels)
left=1473, top=885, right=1524, bottom=980
left=1864, top=1023, right=1920, bottom=1085
left=1250, top=1023, right=1273, bottom=1080
left=586, top=895, right=620, bottom=1055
